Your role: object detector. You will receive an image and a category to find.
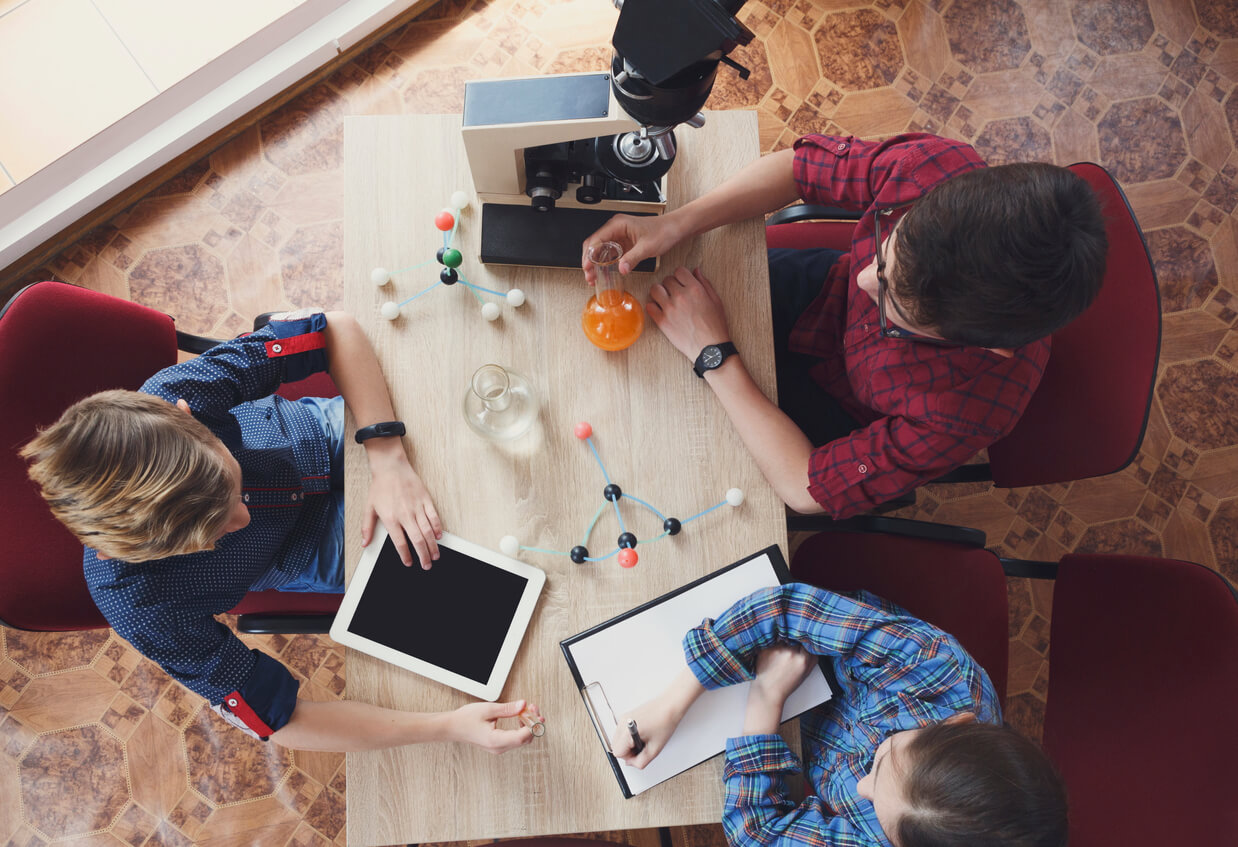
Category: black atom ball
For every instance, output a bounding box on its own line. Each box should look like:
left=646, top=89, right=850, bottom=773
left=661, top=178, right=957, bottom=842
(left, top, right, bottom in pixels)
left=440, top=268, right=459, bottom=285
left=663, top=517, right=682, bottom=535
left=603, top=483, right=622, bottom=501
left=436, top=246, right=447, bottom=265
left=570, top=545, right=589, bottom=564
left=618, top=532, right=637, bottom=549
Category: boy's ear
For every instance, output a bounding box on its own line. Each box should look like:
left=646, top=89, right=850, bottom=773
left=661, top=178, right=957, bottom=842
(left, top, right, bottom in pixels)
left=175, top=399, right=192, bottom=415
left=94, top=552, right=111, bottom=561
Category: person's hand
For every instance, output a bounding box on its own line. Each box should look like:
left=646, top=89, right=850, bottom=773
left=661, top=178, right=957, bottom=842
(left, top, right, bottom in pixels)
left=742, top=642, right=818, bottom=736
left=609, top=667, right=705, bottom=769
left=448, top=700, right=541, bottom=754
left=361, top=440, right=442, bottom=567
left=646, top=267, right=731, bottom=361
left=609, top=699, right=684, bottom=770
left=581, top=213, right=688, bottom=282
left=753, top=642, right=818, bottom=705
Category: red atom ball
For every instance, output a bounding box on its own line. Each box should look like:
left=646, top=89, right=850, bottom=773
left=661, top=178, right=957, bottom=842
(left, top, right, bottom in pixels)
left=618, top=548, right=638, bottom=568
left=434, top=211, right=455, bottom=231
left=574, top=421, right=593, bottom=440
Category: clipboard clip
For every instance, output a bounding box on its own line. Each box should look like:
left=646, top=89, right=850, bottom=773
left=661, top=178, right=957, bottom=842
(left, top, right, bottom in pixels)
left=582, top=681, right=619, bottom=754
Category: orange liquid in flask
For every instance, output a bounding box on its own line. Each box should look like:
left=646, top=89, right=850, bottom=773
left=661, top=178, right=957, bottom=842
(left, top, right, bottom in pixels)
left=582, top=288, right=644, bottom=351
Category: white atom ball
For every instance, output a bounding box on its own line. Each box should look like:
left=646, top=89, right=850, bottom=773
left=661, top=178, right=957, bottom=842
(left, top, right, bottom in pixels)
left=500, top=535, right=520, bottom=557
left=725, top=487, right=745, bottom=507
left=379, top=301, right=400, bottom=321
left=450, top=190, right=470, bottom=210
left=370, top=267, right=390, bottom=286
left=506, top=288, right=526, bottom=307
left=481, top=302, right=501, bottom=321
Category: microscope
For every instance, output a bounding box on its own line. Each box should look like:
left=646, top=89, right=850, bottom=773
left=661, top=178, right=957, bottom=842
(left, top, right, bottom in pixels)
left=461, top=0, right=753, bottom=270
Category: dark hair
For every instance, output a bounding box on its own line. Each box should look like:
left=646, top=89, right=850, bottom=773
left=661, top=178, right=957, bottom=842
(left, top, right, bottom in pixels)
left=896, top=721, right=1068, bottom=847
left=892, top=162, right=1107, bottom=348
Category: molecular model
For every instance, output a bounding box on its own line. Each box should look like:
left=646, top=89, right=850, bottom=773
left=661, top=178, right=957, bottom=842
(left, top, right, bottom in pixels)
left=499, top=421, right=744, bottom=569
left=371, top=190, right=526, bottom=322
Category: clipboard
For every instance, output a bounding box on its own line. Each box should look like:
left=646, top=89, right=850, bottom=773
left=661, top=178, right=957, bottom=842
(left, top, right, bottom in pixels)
left=560, top=545, right=834, bottom=798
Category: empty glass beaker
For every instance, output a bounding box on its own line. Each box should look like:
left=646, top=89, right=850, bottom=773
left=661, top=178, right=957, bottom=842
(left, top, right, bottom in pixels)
left=463, top=364, right=538, bottom=441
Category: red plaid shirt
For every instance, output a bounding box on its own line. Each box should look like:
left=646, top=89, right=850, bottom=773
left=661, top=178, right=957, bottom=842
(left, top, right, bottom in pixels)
left=787, top=134, right=1050, bottom=517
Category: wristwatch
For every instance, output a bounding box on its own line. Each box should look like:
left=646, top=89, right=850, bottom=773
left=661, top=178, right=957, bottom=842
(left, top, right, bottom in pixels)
left=693, top=342, right=738, bottom=378
left=354, top=420, right=406, bottom=444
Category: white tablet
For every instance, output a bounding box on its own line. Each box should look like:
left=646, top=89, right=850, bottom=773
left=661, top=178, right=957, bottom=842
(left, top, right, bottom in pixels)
left=329, top=525, right=545, bottom=700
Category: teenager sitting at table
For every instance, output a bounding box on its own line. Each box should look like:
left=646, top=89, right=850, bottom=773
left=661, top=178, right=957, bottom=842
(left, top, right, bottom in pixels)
left=611, top=583, right=1065, bottom=847
left=583, top=133, right=1107, bottom=518
left=22, top=309, right=541, bottom=752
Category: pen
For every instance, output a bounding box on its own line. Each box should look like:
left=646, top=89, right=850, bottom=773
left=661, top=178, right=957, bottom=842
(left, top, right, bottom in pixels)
left=627, top=719, right=645, bottom=754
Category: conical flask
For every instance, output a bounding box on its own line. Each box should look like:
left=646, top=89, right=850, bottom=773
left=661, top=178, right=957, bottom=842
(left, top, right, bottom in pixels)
left=582, top=241, right=644, bottom=351
left=463, top=364, right=538, bottom=441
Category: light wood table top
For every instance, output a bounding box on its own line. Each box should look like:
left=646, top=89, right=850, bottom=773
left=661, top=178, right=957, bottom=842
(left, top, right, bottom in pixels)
left=342, top=111, right=789, bottom=845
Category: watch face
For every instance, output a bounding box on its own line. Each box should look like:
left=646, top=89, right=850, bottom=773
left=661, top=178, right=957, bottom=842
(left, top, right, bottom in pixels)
left=702, top=346, right=723, bottom=368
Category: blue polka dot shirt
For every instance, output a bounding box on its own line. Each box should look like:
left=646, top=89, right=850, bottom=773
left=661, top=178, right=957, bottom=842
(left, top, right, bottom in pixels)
left=84, top=312, right=331, bottom=736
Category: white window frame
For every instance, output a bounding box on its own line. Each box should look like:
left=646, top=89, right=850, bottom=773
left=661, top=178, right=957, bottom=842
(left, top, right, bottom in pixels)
left=0, top=0, right=431, bottom=274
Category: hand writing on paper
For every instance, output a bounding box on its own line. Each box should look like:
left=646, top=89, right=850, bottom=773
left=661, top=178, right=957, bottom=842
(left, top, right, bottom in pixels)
left=610, top=667, right=706, bottom=769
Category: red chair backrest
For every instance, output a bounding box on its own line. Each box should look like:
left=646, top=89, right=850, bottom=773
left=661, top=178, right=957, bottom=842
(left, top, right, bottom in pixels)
left=765, top=219, right=856, bottom=252
left=790, top=531, right=1009, bottom=706
left=0, top=282, right=178, bottom=630
left=0, top=281, right=340, bottom=631
left=987, top=163, right=1161, bottom=486
left=1043, top=555, right=1238, bottom=846
left=764, top=163, right=1161, bottom=488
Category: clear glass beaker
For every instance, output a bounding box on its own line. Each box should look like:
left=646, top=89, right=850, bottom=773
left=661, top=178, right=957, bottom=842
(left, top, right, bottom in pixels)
left=463, top=364, right=538, bottom=441
left=582, top=241, right=644, bottom=351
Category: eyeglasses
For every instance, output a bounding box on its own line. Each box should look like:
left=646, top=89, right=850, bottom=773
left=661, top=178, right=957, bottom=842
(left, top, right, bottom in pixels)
left=873, top=206, right=961, bottom=348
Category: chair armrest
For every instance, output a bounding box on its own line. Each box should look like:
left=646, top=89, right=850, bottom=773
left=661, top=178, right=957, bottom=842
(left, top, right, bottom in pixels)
left=176, top=330, right=227, bottom=355
left=786, top=513, right=986, bottom=548
left=930, top=463, right=994, bottom=484
left=236, top=614, right=335, bottom=634
left=768, top=205, right=863, bottom=226
left=999, top=558, right=1059, bottom=580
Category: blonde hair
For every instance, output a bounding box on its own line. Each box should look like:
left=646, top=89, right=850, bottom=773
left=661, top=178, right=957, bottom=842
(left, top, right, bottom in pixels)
left=21, top=390, right=236, bottom=562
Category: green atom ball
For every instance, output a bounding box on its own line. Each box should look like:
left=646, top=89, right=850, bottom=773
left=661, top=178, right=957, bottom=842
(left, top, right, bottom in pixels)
left=442, top=248, right=463, bottom=269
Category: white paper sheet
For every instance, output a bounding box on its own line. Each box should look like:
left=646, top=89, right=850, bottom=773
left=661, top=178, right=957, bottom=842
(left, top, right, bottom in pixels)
left=564, top=551, right=833, bottom=796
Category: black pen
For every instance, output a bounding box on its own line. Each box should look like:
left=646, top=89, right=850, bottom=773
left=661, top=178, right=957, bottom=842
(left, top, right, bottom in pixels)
left=627, top=719, right=645, bottom=754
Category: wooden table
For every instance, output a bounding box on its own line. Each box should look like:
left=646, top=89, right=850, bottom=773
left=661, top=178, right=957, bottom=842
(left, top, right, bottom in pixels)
left=343, top=111, right=789, bottom=845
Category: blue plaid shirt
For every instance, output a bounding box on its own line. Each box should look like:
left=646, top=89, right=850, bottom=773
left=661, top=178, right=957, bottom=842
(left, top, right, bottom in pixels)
left=683, top=583, right=1001, bottom=846
left=84, top=312, right=333, bottom=737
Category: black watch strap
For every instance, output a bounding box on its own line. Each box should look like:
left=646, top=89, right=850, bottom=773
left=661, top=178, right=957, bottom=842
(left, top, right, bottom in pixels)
left=693, top=342, right=738, bottom=378
left=354, top=420, right=406, bottom=444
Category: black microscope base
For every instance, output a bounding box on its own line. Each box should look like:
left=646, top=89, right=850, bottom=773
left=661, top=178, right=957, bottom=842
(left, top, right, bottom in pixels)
left=479, top=203, right=658, bottom=271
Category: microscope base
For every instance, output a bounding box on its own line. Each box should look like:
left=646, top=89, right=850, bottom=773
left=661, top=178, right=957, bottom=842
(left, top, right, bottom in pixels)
left=478, top=203, right=658, bottom=271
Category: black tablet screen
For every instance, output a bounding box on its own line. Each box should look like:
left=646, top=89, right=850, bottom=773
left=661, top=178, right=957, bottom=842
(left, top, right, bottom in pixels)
left=347, top=534, right=529, bottom=684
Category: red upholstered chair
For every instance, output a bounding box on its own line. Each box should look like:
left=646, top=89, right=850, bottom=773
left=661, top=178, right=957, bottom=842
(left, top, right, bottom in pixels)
left=1041, top=554, right=1238, bottom=847
left=767, top=162, right=1161, bottom=491
left=789, top=528, right=1009, bottom=706
left=792, top=531, right=1238, bottom=846
left=0, top=280, right=341, bottom=634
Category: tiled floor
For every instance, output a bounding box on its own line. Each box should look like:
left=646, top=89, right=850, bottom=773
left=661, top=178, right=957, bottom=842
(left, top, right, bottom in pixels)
left=0, top=0, right=304, bottom=193
left=3, top=0, right=1238, bottom=844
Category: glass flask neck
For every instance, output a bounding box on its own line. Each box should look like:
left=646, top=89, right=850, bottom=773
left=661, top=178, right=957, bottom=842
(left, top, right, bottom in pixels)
left=471, top=364, right=512, bottom=412
left=587, top=240, right=626, bottom=295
